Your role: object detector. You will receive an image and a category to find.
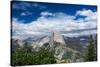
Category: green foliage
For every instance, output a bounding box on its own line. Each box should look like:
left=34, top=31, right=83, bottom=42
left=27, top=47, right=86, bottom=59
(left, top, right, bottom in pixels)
left=63, top=51, right=72, bottom=60
left=85, top=35, right=97, bottom=61
left=11, top=44, right=56, bottom=66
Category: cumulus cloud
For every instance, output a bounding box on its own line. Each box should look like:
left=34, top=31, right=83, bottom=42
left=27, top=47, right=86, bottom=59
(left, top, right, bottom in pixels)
left=76, top=9, right=95, bottom=16
left=76, top=9, right=97, bottom=21
left=12, top=9, right=97, bottom=39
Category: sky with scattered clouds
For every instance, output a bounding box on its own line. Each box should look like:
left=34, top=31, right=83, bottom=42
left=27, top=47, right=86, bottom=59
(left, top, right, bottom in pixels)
left=11, top=1, right=97, bottom=39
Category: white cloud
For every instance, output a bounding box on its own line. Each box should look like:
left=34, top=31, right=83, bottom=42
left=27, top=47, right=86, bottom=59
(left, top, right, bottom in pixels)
left=21, top=13, right=26, bottom=16
left=12, top=9, right=97, bottom=39
left=20, top=11, right=33, bottom=16
left=76, top=9, right=97, bottom=21
left=40, top=12, right=54, bottom=16
left=76, top=9, right=95, bottom=16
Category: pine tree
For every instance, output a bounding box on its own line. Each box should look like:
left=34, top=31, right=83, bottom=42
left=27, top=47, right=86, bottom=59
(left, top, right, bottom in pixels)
left=85, top=35, right=97, bottom=61
left=94, top=34, right=97, bottom=61
left=11, top=43, right=56, bottom=66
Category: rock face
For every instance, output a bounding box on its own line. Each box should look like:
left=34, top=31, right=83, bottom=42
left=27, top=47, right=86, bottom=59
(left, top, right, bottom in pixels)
left=49, top=31, right=83, bottom=63
left=53, top=32, right=65, bottom=45
left=49, top=31, right=66, bottom=47
left=49, top=31, right=66, bottom=60
left=11, top=39, right=25, bottom=52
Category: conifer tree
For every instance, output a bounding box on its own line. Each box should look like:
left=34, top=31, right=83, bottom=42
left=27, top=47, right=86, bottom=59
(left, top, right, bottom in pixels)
left=85, top=35, right=97, bottom=61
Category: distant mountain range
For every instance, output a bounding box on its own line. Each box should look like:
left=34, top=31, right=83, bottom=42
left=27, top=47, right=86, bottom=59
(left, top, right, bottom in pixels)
left=11, top=32, right=97, bottom=63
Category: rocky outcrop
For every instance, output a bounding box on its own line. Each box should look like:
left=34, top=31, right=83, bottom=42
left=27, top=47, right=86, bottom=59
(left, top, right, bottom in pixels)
left=49, top=31, right=66, bottom=47
left=49, top=32, right=66, bottom=59
left=49, top=31, right=83, bottom=63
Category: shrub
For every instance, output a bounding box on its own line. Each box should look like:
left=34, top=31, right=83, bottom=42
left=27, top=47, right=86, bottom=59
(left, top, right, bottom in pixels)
left=11, top=47, right=56, bottom=66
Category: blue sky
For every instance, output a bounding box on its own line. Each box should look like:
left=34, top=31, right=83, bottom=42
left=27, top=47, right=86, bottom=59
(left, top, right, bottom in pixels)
left=12, top=1, right=97, bottom=23
left=12, top=1, right=97, bottom=39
